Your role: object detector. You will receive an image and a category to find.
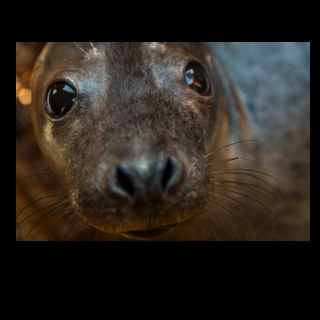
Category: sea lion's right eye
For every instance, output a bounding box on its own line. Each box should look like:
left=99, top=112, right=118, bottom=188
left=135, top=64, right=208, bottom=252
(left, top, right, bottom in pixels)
left=46, top=82, right=77, bottom=117
left=184, top=62, right=210, bottom=95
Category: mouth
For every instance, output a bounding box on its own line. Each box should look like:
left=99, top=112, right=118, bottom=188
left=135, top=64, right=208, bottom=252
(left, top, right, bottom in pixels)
left=120, top=223, right=178, bottom=240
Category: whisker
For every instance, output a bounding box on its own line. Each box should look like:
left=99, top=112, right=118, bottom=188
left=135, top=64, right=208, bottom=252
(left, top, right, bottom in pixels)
left=17, top=199, right=69, bottom=231
left=24, top=207, right=66, bottom=240
left=210, top=192, right=253, bottom=223
left=30, top=212, right=68, bottom=241
left=26, top=203, right=70, bottom=240
left=89, top=42, right=98, bottom=54
left=17, top=173, right=61, bottom=181
left=218, top=184, right=271, bottom=211
left=199, top=226, right=207, bottom=241
left=213, top=172, right=284, bottom=213
left=203, top=140, right=261, bottom=159
left=47, top=209, right=74, bottom=241
left=78, top=222, right=90, bottom=241
left=61, top=216, right=80, bottom=241
left=210, top=227, right=220, bottom=241
left=207, top=208, right=222, bottom=230
left=207, top=200, right=240, bottom=239
left=217, top=203, right=235, bottom=221
left=209, top=191, right=244, bottom=215
left=73, top=42, right=90, bottom=58
left=223, top=169, right=280, bottom=183
left=187, top=158, right=200, bottom=183
left=207, top=157, right=255, bottom=166
left=220, top=189, right=275, bottom=218
left=213, top=190, right=250, bottom=211
left=16, top=194, right=66, bottom=220
left=214, top=183, right=269, bottom=203
left=209, top=192, right=258, bottom=238
left=211, top=171, right=278, bottom=191
left=217, top=211, right=241, bottom=241
left=217, top=180, right=278, bottom=200
left=205, top=215, right=221, bottom=241
left=33, top=188, right=61, bottom=198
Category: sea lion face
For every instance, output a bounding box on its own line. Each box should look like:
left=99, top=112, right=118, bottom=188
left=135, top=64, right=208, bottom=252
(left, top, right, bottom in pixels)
left=31, top=42, right=224, bottom=239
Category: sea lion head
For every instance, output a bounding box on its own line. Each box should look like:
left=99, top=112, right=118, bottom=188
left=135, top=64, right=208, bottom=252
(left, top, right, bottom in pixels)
left=31, top=42, right=232, bottom=239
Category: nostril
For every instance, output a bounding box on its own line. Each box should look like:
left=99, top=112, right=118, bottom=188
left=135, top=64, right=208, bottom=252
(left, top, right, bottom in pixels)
left=109, top=156, right=184, bottom=203
left=161, top=156, right=183, bottom=194
left=115, top=166, right=135, bottom=198
left=162, top=157, right=174, bottom=192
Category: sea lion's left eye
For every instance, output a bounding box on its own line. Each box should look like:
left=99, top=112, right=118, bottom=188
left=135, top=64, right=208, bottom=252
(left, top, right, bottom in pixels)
left=46, top=82, right=77, bottom=117
left=184, top=62, right=210, bottom=95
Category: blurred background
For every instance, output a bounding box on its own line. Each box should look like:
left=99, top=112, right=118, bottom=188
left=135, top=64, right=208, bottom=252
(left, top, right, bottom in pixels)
left=16, top=43, right=45, bottom=107
left=211, top=42, right=310, bottom=240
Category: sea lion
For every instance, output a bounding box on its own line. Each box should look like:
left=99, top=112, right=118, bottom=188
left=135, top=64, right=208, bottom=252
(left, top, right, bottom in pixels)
left=16, top=42, right=310, bottom=241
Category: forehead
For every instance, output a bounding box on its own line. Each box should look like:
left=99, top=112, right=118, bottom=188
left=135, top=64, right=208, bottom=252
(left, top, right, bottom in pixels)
left=33, top=42, right=212, bottom=101
left=40, top=42, right=208, bottom=72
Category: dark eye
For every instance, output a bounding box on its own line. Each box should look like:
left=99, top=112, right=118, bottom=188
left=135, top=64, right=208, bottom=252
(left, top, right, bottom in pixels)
left=46, top=82, right=77, bottom=117
left=184, top=62, right=210, bottom=95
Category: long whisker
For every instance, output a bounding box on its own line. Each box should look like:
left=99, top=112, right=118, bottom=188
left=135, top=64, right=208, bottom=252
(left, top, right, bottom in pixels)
left=17, top=199, right=69, bottom=230
left=89, top=42, right=98, bottom=54
left=213, top=173, right=284, bottom=216
left=209, top=192, right=259, bottom=238
left=26, top=203, right=70, bottom=240
left=78, top=222, right=90, bottom=241
left=222, top=169, right=280, bottom=183
left=207, top=157, right=255, bottom=166
left=16, top=194, right=66, bottom=220
left=33, top=188, right=61, bottom=198
left=206, top=216, right=221, bottom=241
left=209, top=191, right=244, bottom=215
left=210, top=192, right=256, bottom=229
left=61, top=216, right=80, bottom=241
left=203, top=140, right=261, bottom=159
left=213, top=191, right=249, bottom=211
left=217, top=180, right=278, bottom=200
left=211, top=171, right=277, bottom=190
left=47, top=209, right=74, bottom=241
left=218, top=188, right=275, bottom=217
left=207, top=198, right=239, bottom=237
left=30, top=209, right=70, bottom=241
left=217, top=210, right=241, bottom=241
left=213, top=182, right=269, bottom=203
left=25, top=201, right=67, bottom=240
left=73, top=42, right=90, bottom=58
left=17, top=173, right=61, bottom=181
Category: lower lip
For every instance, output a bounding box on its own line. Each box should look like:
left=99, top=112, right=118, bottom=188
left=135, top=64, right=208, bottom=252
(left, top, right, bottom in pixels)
left=121, top=224, right=178, bottom=239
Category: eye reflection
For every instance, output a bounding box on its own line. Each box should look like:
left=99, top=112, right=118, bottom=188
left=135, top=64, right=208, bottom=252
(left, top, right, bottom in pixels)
left=184, top=62, right=210, bottom=95
left=46, top=82, right=77, bottom=117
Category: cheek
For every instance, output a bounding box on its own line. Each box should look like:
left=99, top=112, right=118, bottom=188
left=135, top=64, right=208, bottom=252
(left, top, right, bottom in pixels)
left=43, top=121, right=55, bottom=145
left=39, top=120, right=77, bottom=175
left=184, top=101, right=203, bottom=116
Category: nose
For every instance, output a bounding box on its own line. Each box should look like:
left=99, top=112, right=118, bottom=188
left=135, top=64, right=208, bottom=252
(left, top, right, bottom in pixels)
left=108, top=154, right=185, bottom=204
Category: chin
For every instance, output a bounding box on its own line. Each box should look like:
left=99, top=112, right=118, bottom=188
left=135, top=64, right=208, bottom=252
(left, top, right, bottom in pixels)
left=119, top=223, right=178, bottom=240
